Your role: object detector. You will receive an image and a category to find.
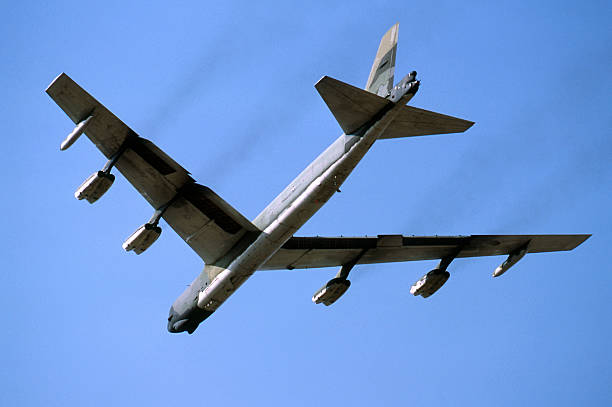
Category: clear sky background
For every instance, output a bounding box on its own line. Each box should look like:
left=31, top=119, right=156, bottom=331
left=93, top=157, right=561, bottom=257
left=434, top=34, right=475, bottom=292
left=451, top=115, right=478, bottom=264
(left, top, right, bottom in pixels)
left=2, top=1, right=611, bottom=405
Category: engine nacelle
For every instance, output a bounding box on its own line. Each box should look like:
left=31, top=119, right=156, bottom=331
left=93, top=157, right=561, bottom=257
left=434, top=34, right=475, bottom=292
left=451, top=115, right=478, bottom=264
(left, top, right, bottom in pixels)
left=410, top=268, right=450, bottom=298
left=123, top=223, right=162, bottom=254
left=74, top=171, right=115, bottom=203
left=312, top=277, right=351, bottom=306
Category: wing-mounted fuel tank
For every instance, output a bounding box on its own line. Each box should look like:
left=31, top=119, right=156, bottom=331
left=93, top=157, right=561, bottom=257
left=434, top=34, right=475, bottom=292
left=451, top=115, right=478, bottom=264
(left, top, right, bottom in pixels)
left=493, top=242, right=530, bottom=277
left=60, top=115, right=93, bottom=151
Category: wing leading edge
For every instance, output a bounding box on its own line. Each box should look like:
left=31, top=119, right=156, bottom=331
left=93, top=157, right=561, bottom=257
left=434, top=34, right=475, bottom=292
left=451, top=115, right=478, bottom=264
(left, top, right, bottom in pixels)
left=259, top=234, right=590, bottom=270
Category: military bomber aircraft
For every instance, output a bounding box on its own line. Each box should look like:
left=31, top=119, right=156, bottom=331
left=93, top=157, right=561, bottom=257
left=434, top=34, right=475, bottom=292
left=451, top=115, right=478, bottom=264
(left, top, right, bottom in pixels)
left=47, top=24, right=589, bottom=334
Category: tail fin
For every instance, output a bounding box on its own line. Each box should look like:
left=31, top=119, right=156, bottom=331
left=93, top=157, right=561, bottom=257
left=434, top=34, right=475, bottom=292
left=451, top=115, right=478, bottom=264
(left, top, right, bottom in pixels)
left=316, top=23, right=474, bottom=138
left=365, top=23, right=399, bottom=96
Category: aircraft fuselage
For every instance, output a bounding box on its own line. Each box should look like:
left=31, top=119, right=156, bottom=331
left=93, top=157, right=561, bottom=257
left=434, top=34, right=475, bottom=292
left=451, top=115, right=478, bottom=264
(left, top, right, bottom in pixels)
left=167, top=79, right=419, bottom=333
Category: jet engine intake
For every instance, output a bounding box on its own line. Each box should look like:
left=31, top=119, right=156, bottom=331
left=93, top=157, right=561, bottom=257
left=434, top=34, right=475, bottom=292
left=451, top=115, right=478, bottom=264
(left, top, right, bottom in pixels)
left=410, top=268, right=450, bottom=298
left=312, top=277, right=351, bottom=306
left=123, top=223, right=162, bottom=254
left=75, top=171, right=115, bottom=203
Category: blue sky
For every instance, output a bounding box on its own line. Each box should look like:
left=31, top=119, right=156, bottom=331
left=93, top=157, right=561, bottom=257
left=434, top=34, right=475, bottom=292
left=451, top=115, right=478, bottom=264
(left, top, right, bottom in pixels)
left=2, top=1, right=611, bottom=405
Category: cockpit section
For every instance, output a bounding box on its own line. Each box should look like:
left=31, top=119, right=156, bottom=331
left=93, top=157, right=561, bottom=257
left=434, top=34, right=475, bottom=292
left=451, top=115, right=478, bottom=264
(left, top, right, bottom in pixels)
left=167, top=305, right=213, bottom=334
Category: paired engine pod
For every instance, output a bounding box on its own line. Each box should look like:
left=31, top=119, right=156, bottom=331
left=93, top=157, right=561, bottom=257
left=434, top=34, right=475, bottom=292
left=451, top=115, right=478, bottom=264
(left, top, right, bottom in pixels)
left=410, top=268, right=450, bottom=298
left=123, top=223, right=162, bottom=255
left=312, top=277, right=351, bottom=306
left=74, top=171, right=115, bottom=203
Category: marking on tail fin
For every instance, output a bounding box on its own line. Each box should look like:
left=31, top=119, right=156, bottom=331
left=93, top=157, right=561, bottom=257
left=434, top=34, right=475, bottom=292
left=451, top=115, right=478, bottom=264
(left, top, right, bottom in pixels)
left=365, top=23, right=399, bottom=96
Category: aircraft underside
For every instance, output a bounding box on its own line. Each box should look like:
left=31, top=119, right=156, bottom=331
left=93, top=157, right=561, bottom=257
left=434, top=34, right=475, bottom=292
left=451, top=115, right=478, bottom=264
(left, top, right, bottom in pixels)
left=46, top=23, right=589, bottom=334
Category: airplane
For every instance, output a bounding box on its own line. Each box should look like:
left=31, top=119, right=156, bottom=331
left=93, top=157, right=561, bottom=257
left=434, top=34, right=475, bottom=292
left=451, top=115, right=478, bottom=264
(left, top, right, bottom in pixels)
left=47, top=24, right=589, bottom=334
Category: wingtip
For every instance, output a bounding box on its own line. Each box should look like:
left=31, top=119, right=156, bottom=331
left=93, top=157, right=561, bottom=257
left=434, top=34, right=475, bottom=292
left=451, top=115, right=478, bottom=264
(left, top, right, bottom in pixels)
left=45, top=72, right=68, bottom=94
left=315, top=75, right=329, bottom=86
left=314, top=75, right=342, bottom=91
left=565, top=234, right=592, bottom=250
left=387, top=23, right=399, bottom=40
left=454, top=119, right=475, bottom=134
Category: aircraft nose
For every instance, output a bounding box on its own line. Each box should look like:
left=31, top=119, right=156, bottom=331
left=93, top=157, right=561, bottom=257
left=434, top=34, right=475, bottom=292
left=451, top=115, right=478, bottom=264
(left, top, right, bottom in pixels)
left=167, top=306, right=180, bottom=333
left=167, top=305, right=201, bottom=334
left=171, top=319, right=191, bottom=333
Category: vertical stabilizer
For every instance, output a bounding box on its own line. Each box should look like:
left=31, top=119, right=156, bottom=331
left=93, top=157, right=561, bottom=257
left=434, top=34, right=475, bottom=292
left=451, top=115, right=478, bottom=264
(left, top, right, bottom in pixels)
left=365, top=23, right=398, bottom=96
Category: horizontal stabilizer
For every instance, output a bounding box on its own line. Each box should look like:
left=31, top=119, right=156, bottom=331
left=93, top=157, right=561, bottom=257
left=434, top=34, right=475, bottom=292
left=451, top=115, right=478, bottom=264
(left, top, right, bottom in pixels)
left=380, top=105, right=474, bottom=139
left=315, top=76, right=391, bottom=135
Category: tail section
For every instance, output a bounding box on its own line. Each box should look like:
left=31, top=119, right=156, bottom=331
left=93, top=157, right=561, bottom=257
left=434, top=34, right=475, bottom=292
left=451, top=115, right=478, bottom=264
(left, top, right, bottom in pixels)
left=315, top=76, right=473, bottom=138
left=315, top=76, right=391, bottom=135
left=379, top=105, right=474, bottom=139
left=365, top=23, right=399, bottom=96
left=315, top=23, right=474, bottom=139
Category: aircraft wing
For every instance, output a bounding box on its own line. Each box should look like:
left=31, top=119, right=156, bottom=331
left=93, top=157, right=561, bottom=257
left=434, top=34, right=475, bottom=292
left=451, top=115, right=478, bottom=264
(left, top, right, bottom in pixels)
left=46, top=73, right=258, bottom=263
left=259, top=234, right=590, bottom=270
